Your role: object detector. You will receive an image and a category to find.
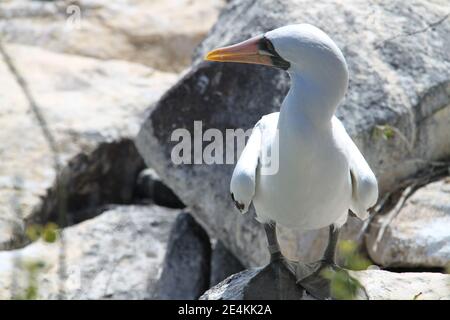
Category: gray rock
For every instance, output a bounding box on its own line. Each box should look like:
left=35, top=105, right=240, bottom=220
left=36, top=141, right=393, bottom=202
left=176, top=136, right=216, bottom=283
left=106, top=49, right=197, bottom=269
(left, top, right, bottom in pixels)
left=201, top=263, right=306, bottom=300
left=0, top=0, right=225, bottom=72
left=210, top=240, right=245, bottom=287
left=367, top=177, right=450, bottom=268
left=136, top=0, right=450, bottom=267
left=201, top=269, right=262, bottom=300
left=135, top=168, right=185, bottom=209
left=154, top=213, right=211, bottom=300
left=0, top=205, right=180, bottom=299
left=0, top=44, right=177, bottom=250
left=201, top=268, right=450, bottom=300
left=350, top=270, right=450, bottom=300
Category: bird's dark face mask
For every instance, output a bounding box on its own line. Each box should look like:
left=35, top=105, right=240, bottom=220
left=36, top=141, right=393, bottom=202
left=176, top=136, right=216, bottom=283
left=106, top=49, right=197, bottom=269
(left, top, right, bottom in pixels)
left=205, top=34, right=290, bottom=70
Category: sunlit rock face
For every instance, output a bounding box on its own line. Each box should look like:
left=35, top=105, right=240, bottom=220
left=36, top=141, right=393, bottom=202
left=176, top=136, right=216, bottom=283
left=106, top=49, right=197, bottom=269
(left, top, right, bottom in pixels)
left=136, top=0, right=450, bottom=267
left=0, top=0, right=225, bottom=72
left=367, top=178, right=450, bottom=268
left=0, top=44, right=177, bottom=250
left=0, top=205, right=180, bottom=300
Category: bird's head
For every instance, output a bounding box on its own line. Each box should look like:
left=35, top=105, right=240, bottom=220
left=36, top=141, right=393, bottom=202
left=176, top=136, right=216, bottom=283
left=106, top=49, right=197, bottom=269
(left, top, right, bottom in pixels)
left=205, top=24, right=349, bottom=103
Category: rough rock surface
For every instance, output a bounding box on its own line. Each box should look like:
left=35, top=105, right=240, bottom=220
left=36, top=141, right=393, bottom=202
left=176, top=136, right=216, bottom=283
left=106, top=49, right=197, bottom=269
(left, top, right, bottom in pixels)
left=0, top=205, right=180, bottom=299
left=0, top=0, right=225, bottom=72
left=210, top=240, right=245, bottom=287
left=201, top=268, right=308, bottom=300
left=201, top=268, right=450, bottom=300
left=350, top=270, right=450, bottom=300
left=201, top=269, right=263, bottom=300
left=136, top=0, right=450, bottom=267
left=154, top=213, right=211, bottom=300
left=0, top=43, right=177, bottom=249
left=367, top=178, right=450, bottom=268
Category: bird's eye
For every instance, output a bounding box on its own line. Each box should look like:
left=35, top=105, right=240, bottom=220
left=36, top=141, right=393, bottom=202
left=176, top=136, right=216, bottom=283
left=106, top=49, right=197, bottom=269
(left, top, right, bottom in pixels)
left=259, top=36, right=290, bottom=70
left=265, top=38, right=276, bottom=53
left=259, top=37, right=276, bottom=56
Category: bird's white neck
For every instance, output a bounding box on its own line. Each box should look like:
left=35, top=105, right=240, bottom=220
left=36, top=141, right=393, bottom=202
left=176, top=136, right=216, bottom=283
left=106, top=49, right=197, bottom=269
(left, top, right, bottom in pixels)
left=279, top=64, right=348, bottom=129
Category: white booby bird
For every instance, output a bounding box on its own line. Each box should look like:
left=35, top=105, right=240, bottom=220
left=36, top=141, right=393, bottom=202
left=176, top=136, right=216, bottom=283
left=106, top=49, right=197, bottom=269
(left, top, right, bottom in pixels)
left=205, top=24, right=378, bottom=298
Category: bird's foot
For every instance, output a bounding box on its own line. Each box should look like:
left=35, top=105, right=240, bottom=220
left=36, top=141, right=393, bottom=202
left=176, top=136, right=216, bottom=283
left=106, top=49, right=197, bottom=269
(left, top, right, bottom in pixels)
left=245, top=255, right=304, bottom=299
left=271, top=253, right=298, bottom=277
left=296, top=259, right=343, bottom=300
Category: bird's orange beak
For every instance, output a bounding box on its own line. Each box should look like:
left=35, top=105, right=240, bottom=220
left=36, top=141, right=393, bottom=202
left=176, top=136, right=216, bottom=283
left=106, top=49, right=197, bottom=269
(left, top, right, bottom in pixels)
left=204, top=35, right=274, bottom=67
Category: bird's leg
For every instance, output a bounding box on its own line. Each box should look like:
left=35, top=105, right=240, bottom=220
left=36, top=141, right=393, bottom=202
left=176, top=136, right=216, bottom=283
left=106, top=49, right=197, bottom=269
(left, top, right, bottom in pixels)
left=263, top=223, right=282, bottom=262
left=296, top=224, right=344, bottom=299
left=243, top=222, right=304, bottom=299
left=263, top=222, right=297, bottom=275
left=322, top=224, right=340, bottom=265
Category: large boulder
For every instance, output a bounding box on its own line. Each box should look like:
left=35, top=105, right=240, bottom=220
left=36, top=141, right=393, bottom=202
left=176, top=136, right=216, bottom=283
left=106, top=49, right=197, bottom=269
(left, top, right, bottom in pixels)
left=0, top=0, right=225, bottom=72
left=201, top=268, right=450, bottom=300
left=200, top=267, right=307, bottom=300
left=367, top=177, right=450, bottom=268
left=0, top=205, right=180, bottom=299
left=136, top=0, right=450, bottom=267
left=0, top=44, right=177, bottom=249
left=154, top=213, right=211, bottom=300
left=210, top=240, right=245, bottom=287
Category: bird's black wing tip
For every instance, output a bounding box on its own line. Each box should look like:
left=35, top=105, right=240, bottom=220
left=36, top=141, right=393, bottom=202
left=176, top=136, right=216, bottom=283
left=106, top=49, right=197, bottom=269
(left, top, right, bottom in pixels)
left=230, top=192, right=245, bottom=212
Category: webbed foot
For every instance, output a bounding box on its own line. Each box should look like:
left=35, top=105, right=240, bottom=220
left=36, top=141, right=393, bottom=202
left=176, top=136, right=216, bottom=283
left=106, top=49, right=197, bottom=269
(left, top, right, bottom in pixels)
left=245, top=256, right=304, bottom=300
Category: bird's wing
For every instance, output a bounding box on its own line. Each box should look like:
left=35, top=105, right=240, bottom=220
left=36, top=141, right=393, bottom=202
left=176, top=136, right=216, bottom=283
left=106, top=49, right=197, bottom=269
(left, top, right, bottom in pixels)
left=333, top=117, right=378, bottom=220
left=230, top=120, right=263, bottom=213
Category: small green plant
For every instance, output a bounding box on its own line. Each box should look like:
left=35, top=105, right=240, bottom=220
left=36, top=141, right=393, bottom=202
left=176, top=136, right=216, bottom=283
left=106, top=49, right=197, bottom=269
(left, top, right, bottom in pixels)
left=16, top=223, right=59, bottom=299
left=26, top=222, right=59, bottom=243
left=322, top=268, right=364, bottom=300
left=339, top=240, right=372, bottom=271
left=42, top=223, right=59, bottom=243
left=322, top=240, right=373, bottom=300
left=13, top=260, right=46, bottom=300
left=373, top=124, right=395, bottom=141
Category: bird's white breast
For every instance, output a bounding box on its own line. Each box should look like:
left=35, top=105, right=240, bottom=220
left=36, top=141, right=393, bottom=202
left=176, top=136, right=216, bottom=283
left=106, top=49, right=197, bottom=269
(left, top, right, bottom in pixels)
left=253, top=113, right=352, bottom=230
